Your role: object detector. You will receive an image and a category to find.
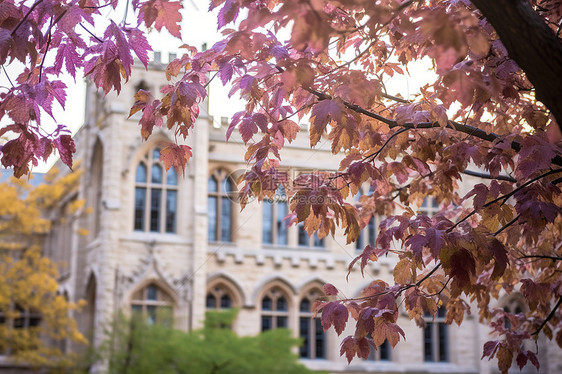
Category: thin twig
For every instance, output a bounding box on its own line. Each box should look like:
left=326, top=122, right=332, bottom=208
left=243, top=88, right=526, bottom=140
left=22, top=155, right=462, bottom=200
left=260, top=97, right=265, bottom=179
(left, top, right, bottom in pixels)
left=2, top=66, right=14, bottom=88
left=80, top=23, right=103, bottom=43
left=448, top=168, right=562, bottom=233
left=493, top=214, right=521, bottom=236
left=518, top=255, right=562, bottom=262
left=532, top=297, right=562, bottom=335
left=12, top=0, right=43, bottom=36
left=364, top=128, right=409, bottom=161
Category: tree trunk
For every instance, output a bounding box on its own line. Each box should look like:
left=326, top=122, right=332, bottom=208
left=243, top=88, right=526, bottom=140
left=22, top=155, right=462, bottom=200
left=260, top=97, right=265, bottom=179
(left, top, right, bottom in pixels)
left=471, top=0, right=562, bottom=132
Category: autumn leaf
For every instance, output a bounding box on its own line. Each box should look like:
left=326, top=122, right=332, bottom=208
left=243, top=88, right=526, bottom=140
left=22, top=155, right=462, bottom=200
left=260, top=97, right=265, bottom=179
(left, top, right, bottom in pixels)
left=159, top=143, right=192, bottom=176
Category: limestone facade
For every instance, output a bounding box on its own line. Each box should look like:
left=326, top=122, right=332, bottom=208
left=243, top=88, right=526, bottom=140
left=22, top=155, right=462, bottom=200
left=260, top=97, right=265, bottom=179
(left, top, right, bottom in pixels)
left=43, top=64, right=562, bottom=374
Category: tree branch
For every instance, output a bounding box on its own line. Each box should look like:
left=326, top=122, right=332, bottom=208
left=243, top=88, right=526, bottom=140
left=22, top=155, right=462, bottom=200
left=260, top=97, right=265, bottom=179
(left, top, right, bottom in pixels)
left=518, top=255, right=562, bottom=262
left=462, top=169, right=516, bottom=182
left=305, top=87, right=562, bottom=167
left=447, top=168, right=562, bottom=233
left=493, top=214, right=521, bottom=236
left=532, top=297, right=562, bottom=336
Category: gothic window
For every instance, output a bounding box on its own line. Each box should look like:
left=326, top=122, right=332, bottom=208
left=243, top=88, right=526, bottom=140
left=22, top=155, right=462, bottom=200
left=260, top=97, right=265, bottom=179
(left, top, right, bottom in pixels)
left=261, top=287, right=289, bottom=332
left=262, top=186, right=289, bottom=246
left=206, top=285, right=233, bottom=310
left=134, top=148, right=178, bottom=233
left=298, top=223, right=325, bottom=248
left=208, top=169, right=234, bottom=242
left=299, top=290, right=326, bottom=359
left=131, top=284, right=174, bottom=325
left=423, top=306, right=448, bottom=362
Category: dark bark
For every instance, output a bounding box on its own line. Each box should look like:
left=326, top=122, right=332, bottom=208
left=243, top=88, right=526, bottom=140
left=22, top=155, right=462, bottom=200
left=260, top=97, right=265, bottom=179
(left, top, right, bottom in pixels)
left=471, top=0, right=562, bottom=133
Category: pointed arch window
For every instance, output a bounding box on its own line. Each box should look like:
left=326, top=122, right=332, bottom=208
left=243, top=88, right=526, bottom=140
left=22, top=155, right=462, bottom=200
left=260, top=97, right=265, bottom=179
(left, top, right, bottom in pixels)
left=131, top=284, right=174, bottom=325
left=299, top=290, right=326, bottom=359
left=208, top=169, right=234, bottom=242
left=206, top=285, right=233, bottom=310
left=261, top=287, right=289, bottom=331
left=134, top=148, right=178, bottom=233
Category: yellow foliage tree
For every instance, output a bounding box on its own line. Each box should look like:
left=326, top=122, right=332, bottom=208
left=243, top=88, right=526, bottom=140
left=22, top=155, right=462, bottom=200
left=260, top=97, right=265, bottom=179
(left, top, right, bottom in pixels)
left=0, top=166, right=87, bottom=371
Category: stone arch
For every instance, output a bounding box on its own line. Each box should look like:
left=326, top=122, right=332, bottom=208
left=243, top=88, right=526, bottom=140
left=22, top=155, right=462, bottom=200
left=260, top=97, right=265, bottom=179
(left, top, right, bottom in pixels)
left=297, top=276, right=326, bottom=294
left=252, top=274, right=297, bottom=307
left=207, top=271, right=246, bottom=307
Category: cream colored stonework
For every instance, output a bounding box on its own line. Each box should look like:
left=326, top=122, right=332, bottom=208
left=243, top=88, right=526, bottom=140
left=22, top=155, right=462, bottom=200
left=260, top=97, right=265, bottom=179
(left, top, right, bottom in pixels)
left=43, top=64, right=561, bottom=374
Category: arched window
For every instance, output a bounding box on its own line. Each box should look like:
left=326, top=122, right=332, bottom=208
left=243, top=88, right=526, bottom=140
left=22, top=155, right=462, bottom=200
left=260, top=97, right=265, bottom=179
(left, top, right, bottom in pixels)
left=261, top=287, right=289, bottom=331
left=208, top=169, right=234, bottom=242
left=134, top=148, right=178, bottom=233
left=131, top=283, right=174, bottom=325
left=423, top=306, right=448, bottom=362
left=262, top=186, right=289, bottom=246
left=299, top=289, right=326, bottom=359
left=206, top=285, right=233, bottom=309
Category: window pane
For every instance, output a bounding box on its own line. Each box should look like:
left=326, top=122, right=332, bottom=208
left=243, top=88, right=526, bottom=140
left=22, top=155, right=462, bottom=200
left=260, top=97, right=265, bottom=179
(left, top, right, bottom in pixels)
left=152, top=148, right=161, bottom=160
left=300, top=298, right=310, bottom=312
left=313, top=233, right=324, bottom=248
left=261, top=296, right=272, bottom=311
left=277, top=202, right=288, bottom=245
left=152, top=164, right=163, bottom=184
left=150, top=189, right=162, bottom=232
left=424, top=324, right=433, bottom=362
left=134, top=188, right=146, bottom=231
left=166, top=190, right=177, bottom=233
left=221, top=197, right=232, bottom=242
left=298, top=224, right=308, bottom=246
left=262, top=201, right=273, bottom=244
left=147, top=305, right=156, bottom=325
left=261, top=316, right=272, bottom=332
left=167, top=168, right=178, bottom=185
left=277, top=316, right=288, bottom=328
left=206, top=294, right=217, bottom=308
left=300, top=317, right=310, bottom=358
left=368, top=218, right=377, bottom=247
left=147, top=285, right=157, bottom=300
left=277, top=296, right=288, bottom=311
left=438, top=323, right=448, bottom=362
left=208, top=196, right=217, bottom=241
left=208, top=176, right=218, bottom=192
left=315, top=318, right=325, bottom=359
left=136, top=163, right=147, bottom=182
left=220, top=294, right=231, bottom=309
left=380, top=340, right=390, bottom=361
left=222, top=177, right=234, bottom=194
left=356, top=231, right=364, bottom=250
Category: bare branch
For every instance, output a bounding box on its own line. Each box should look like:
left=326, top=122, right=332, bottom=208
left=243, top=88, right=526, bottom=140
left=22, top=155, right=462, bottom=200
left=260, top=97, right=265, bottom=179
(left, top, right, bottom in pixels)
left=462, top=169, right=516, bottom=182
left=532, top=297, right=562, bottom=336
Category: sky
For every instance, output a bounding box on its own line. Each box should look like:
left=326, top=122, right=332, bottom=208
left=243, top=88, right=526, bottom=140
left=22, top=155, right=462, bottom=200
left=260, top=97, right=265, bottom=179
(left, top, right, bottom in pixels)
left=1, top=0, right=435, bottom=173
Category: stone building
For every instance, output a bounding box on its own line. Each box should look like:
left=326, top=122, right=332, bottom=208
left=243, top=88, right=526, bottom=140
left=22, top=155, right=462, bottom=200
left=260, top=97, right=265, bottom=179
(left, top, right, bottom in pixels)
left=41, top=63, right=561, bottom=374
